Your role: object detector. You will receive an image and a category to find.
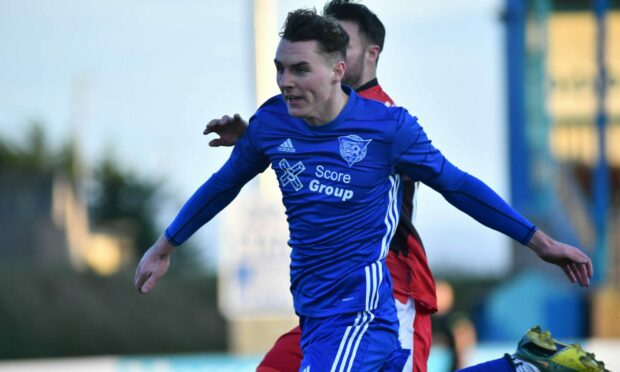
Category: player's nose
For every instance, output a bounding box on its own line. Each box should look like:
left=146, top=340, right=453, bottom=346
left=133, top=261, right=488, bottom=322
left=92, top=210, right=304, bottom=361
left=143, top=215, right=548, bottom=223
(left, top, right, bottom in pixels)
left=278, top=70, right=295, bottom=90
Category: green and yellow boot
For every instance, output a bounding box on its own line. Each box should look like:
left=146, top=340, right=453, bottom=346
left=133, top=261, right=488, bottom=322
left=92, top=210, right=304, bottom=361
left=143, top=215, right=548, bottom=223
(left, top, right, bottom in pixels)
left=514, top=326, right=608, bottom=372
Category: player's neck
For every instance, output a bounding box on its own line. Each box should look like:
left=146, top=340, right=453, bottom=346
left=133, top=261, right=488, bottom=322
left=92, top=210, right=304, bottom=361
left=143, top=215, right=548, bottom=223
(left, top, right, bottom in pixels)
left=304, top=88, right=349, bottom=126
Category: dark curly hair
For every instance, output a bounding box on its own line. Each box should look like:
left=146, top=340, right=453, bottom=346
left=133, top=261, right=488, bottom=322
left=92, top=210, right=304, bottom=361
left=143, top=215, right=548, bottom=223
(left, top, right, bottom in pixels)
left=323, top=0, right=385, bottom=53
left=280, top=8, right=349, bottom=61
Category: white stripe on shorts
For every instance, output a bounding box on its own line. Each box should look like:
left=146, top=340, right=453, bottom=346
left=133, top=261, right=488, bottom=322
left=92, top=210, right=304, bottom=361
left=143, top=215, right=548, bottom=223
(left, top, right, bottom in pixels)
left=330, top=310, right=375, bottom=372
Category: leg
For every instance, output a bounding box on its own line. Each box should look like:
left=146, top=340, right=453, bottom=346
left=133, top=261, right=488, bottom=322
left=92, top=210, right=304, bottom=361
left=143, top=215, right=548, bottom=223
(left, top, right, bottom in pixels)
left=394, top=297, right=414, bottom=371
left=412, top=306, right=432, bottom=372
left=457, top=355, right=516, bottom=372
left=257, top=326, right=302, bottom=372
left=299, top=298, right=407, bottom=371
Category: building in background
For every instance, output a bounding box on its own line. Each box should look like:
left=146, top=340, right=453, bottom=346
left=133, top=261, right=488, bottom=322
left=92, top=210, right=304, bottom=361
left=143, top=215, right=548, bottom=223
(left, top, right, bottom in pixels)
left=0, top=169, right=134, bottom=275
left=477, top=0, right=620, bottom=341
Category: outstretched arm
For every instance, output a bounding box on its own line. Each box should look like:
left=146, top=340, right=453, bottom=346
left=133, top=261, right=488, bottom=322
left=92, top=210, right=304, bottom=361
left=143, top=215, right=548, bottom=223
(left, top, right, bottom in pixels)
left=134, top=164, right=246, bottom=295
left=203, top=114, right=248, bottom=147
left=391, top=111, right=592, bottom=287
left=424, top=162, right=593, bottom=287
left=135, top=120, right=268, bottom=294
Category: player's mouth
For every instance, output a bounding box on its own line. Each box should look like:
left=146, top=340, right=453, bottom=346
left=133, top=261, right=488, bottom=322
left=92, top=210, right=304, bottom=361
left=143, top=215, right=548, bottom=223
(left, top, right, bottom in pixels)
left=285, top=95, right=303, bottom=105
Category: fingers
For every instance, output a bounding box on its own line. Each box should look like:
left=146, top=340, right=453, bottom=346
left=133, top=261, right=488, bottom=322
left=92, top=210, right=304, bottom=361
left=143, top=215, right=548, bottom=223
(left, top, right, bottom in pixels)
left=140, top=273, right=159, bottom=294
left=209, top=138, right=223, bottom=147
left=134, top=263, right=141, bottom=283
left=575, top=262, right=591, bottom=287
left=564, top=262, right=591, bottom=287
left=574, top=250, right=593, bottom=285
left=134, top=261, right=144, bottom=286
left=586, top=256, right=594, bottom=278
left=204, top=115, right=235, bottom=135
left=202, top=114, right=243, bottom=134
left=135, top=269, right=163, bottom=294
left=135, top=270, right=152, bottom=294
left=552, top=245, right=592, bottom=287
left=561, top=262, right=592, bottom=287
left=564, top=246, right=594, bottom=285
left=561, top=265, right=577, bottom=284
left=209, top=138, right=235, bottom=147
left=571, top=262, right=586, bottom=286
left=204, top=119, right=219, bottom=135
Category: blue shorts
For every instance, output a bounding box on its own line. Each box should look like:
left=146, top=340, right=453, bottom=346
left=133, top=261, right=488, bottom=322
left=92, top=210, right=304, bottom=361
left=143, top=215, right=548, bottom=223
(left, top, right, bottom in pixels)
left=298, top=297, right=409, bottom=372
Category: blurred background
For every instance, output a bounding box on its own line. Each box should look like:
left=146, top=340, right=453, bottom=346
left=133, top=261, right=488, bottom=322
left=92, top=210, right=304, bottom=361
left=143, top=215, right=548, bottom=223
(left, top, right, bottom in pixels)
left=0, top=0, right=618, bottom=371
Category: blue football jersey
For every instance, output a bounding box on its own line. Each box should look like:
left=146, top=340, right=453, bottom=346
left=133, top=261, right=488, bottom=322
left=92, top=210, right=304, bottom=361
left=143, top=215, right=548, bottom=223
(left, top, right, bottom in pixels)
left=166, top=86, right=536, bottom=317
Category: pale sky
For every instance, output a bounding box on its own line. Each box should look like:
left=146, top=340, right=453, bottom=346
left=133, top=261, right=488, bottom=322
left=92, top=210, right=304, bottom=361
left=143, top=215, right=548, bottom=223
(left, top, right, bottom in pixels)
left=0, top=0, right=511, bottom=276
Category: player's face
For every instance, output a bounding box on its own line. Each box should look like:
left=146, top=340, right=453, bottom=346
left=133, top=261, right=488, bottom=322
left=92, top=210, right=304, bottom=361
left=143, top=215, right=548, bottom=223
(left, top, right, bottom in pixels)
left=275, top=39, right=345, bottom=125
left=339, top=20, right=366, bottom=89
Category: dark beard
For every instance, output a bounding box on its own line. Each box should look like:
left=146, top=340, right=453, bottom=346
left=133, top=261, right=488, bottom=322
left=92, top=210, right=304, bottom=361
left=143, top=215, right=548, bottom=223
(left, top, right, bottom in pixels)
left=342, top=54, right=365, bottom=88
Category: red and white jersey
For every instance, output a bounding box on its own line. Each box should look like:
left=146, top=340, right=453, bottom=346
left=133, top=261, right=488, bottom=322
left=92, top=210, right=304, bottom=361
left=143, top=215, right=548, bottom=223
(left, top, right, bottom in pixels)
left=356, top=79, right=395, bottom=107
left=357, top=79, right=437, bottom=314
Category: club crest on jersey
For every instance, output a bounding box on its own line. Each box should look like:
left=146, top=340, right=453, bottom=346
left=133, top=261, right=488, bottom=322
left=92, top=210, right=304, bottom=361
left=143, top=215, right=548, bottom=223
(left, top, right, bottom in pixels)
left=338, top=135, right=372, bottom=167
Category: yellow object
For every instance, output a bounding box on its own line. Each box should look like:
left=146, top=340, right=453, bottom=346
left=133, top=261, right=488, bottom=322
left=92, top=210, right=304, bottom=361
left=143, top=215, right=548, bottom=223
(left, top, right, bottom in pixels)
left=515, top=326, right=609, bottom=372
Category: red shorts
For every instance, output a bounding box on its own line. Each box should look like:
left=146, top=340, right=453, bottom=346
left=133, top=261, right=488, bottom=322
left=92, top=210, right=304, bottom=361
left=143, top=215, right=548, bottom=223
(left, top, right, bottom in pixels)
left=413, top=303, right=432, bottom=372
left=257, top=326, right=302, bottom=372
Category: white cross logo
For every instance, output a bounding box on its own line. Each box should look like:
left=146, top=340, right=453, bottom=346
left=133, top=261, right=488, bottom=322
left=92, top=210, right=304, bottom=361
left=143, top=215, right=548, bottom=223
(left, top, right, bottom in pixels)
left=279, top=158, right=305, bottom=191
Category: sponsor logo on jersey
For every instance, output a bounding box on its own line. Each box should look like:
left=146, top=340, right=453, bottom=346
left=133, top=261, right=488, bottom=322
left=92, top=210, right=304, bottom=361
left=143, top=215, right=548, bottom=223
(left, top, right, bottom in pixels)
left=277, top=138, right=296, bottom=153
left=309, top=165, right=354, bottom=201
left=279, top=161, right=355, bottom=202
left=338, top=135, right=372, bottom=167
left=308, top=180, right=353, bottom=201
left=279, top=158, right=305, bottom=191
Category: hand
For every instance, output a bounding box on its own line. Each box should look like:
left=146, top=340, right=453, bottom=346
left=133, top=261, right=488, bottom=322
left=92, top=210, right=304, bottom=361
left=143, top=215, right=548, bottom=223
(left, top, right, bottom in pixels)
left=134, top=235, right=176, bottom=294
left=203, top=114, right=248, bottom=147
left=527, top=230, right=593, bottom=287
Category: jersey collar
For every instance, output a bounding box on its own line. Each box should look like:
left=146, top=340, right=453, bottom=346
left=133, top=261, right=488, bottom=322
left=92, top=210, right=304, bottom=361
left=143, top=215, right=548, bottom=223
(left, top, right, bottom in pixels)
left=355, top=78, right=379, bottom=93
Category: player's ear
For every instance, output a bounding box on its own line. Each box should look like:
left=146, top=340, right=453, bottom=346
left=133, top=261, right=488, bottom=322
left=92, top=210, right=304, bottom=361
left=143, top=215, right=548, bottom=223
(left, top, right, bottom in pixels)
left=332, top=60, right=346, bottom=83
left=366, top=44, right=380, bottom=65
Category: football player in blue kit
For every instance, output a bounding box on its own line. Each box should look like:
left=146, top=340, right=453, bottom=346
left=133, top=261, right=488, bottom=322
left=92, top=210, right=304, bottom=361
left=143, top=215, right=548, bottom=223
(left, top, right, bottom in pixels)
left=135, top=9, right=592, bottom=372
